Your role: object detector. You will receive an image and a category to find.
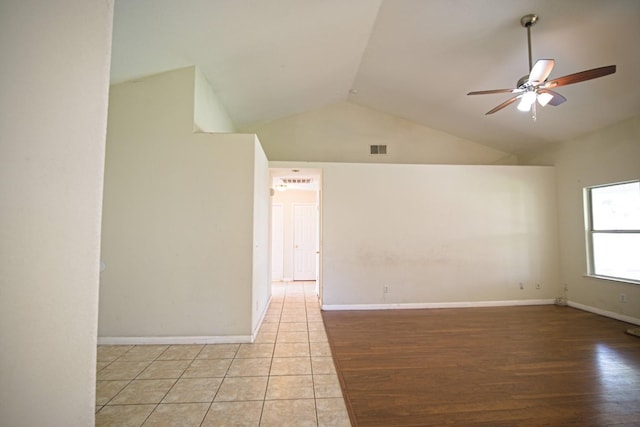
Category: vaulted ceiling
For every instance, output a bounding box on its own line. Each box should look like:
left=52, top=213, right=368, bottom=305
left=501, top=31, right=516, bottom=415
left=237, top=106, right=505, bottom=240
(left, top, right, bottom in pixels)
left=111, top=0, right=640, bottom=154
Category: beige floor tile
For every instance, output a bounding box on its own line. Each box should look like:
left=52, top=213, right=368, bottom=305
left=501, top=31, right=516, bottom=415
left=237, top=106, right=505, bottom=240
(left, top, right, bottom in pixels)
left=137, top=360, right=191, bottom=379
left=270, top=357, right=312, bottom=376
left=263, top=315, right=281, bottom=323
left=214, top=376, right=268, bottom=402
left=118, top=345, right=169, bottom=362
left=316, top=398, right=351, bottom=427
left=311, top=357, right=336, bottom=375
left=142, top=403, right=210, bottom=426
left=235, top=343, right=274, bottom=358
left=259, top=323, right=279, bottom=333
left=313, top=374, right=343, bottom=398
left=97, top=345, right=134, bottom=363
left=278, top=322, right=307, bottom=332
left=162, top=377, right=222, bottom=403
left=96, top=380, right=130, bottom=405
left=281, top=308, right=307, bottom=322
left=307, top=322, right=325, bottom=332
left=276, top=331, right=309, bottom=343
left=95, top=404, right=155, bottom=427
left=310, top=342, right=332, bottom=357
left=308, top=329, right=328, bottom=343
left=280, top=316, right=307, bottom=323
left=260, top=399, right=317, bottom=427
left=97, top=361, right=151, bottom=380
left=274, top=342, right=310, bottom=358
left=306, top=313, right=323, bottom=322
left=156, top=344, right=203, bottom=360
left=226, top=357, right=272, bottom=377
left=201, top=401, right=263, bottom=427
left=95, top=283, right=348, bottom=426
left=253, top=331, right=277, bottom=343
left=97, top=361, right=110, bottom=372
left=197, top=344, right=239, bottom=360
left=110, top=379, right=177, bottom=405
left=266, top=375, right=314, bottom=400
left=182, top=359, right=231, bottom=378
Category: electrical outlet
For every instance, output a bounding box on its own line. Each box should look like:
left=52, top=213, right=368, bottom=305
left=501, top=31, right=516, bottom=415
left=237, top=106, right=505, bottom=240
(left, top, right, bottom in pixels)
left=620, top=293, right=627, bottom=303
left=519, top=282, right=524, bottom=290
left=383, top=285, right=389, bottom=293
left=536, top=283, right=541, bottom=290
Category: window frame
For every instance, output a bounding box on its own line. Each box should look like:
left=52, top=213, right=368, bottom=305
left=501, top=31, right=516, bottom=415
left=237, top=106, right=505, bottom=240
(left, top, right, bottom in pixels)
left=584, top=180, right=640, bottom=285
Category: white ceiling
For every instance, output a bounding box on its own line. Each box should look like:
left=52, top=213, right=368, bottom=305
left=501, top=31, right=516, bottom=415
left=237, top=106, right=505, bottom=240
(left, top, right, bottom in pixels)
left=111, top=0, right=640, bottom=154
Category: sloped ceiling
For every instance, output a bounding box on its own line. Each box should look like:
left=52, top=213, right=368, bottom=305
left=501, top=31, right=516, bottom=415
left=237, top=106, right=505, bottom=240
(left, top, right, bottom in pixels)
left=111, top=0, right=640, bottom=154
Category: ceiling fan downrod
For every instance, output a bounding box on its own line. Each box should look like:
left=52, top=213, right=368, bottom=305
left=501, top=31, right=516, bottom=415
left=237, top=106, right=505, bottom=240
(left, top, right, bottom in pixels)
left=521, top=14, right=538, bottom=73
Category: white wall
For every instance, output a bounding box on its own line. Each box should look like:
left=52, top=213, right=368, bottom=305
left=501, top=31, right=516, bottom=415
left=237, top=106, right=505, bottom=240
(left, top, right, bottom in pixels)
left=252, top=138, right=271, bottom=334
left=520, top=116, right=640, bottom=324
left=294, top=163, right=560, bottom=308
left=194, top=67, right=236, bottom=132
left=0, top=1, right=113, bottom=425
left=246, top=102, right=517, bottom=165
left=272, top=190, right=318, bottom=281
left=100, top=67, right=269, bottom=341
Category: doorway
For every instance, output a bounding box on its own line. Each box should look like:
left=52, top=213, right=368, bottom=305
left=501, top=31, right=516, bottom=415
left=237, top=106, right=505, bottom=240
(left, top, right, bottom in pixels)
left=269, top=168, right=322, bottom=297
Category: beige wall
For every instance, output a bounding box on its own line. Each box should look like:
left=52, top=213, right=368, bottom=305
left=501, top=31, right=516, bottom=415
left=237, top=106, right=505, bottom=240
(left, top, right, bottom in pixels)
left=100, top=67, right=270, bottom=341
left=271, top=161, right=560, bottom=309
left=0, top=1, right=113, bottom=425
left=252, top=138, right=271, bottom=333
left=520, top=116, right=640, bottom=323
left=246, top=102, right=517, bottom=165
left=194, top=67, right=236, bottom=132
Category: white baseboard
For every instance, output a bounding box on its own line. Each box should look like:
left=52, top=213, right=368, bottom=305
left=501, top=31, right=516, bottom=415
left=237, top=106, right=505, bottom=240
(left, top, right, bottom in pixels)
left=322, top=299, right=555, bottom=311
left=97, top=335, right=253, bottom=345
left=568, top=301, right=640, bottom=326
left=251, top=294, right=272, bottom=342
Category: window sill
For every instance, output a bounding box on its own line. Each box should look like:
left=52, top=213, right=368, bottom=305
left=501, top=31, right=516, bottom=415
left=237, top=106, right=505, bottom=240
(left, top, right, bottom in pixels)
left=584, top=274, right=640, bottom=286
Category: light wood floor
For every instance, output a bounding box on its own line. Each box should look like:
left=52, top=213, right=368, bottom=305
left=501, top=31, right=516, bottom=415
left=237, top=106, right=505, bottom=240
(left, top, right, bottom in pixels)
left=322, top=305, right=640, bottom=427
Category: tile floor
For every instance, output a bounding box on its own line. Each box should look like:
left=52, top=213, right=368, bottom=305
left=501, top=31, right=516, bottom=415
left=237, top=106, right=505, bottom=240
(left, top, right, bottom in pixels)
left=95, top=282, right=351, bottom=426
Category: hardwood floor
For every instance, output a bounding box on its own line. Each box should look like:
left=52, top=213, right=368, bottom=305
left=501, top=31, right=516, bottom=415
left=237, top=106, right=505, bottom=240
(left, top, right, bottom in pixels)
left=322, top=305, right=640, bottom=426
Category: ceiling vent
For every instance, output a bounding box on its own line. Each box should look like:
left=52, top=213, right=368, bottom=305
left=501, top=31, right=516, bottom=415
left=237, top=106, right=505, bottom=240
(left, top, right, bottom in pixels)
left=370, top=145, right=387, bottom=154
left=281, top=178, right=313, bottom=184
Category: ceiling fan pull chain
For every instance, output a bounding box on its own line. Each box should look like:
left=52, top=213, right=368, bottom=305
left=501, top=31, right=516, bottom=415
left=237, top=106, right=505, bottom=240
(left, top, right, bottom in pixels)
left=532, top=100, right=537, bottom=121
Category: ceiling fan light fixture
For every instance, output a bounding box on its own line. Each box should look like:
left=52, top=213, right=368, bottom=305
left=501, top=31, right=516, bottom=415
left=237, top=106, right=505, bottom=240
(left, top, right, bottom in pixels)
left=517, top=91, right=537, bottom=112
left=537, top=92, right=554, bottom=107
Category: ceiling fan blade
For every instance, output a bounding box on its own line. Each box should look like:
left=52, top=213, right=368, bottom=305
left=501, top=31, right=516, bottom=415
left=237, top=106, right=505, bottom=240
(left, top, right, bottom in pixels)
left=528, top=59, right=555, bottom=85
left=485, top=96, right=519, bottom=115
left=538, top=89, right=566, bottom=106
left=467, top=88, right=520, bottom=96
left=544, top=65, right=616, bottom=89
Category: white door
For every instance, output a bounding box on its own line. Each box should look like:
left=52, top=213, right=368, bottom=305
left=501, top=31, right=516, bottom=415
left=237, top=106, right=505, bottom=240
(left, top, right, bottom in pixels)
left=293, top=203, right=317, bottom=281
left=271, top=204, right=284, bottom=281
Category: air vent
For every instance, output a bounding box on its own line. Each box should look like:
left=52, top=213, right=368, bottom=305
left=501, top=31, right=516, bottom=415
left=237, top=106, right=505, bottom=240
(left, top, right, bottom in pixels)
left=370, top=145, right=387, bottom=155
left=281, top=178, right=313, bottom=184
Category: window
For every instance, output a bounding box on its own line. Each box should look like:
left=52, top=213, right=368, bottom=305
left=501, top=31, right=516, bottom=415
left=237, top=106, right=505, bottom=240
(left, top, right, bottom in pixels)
left=585, top=180, right=640, bottom=283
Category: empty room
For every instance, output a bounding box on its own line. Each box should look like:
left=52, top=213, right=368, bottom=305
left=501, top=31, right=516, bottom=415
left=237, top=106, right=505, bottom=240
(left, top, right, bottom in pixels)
left=2, top=1, right=640, bottom=426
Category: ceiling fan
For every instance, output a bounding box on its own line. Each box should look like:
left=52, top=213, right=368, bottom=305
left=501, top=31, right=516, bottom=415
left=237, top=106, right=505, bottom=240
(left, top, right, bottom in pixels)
left=467, top=14, right=616, bottom=119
